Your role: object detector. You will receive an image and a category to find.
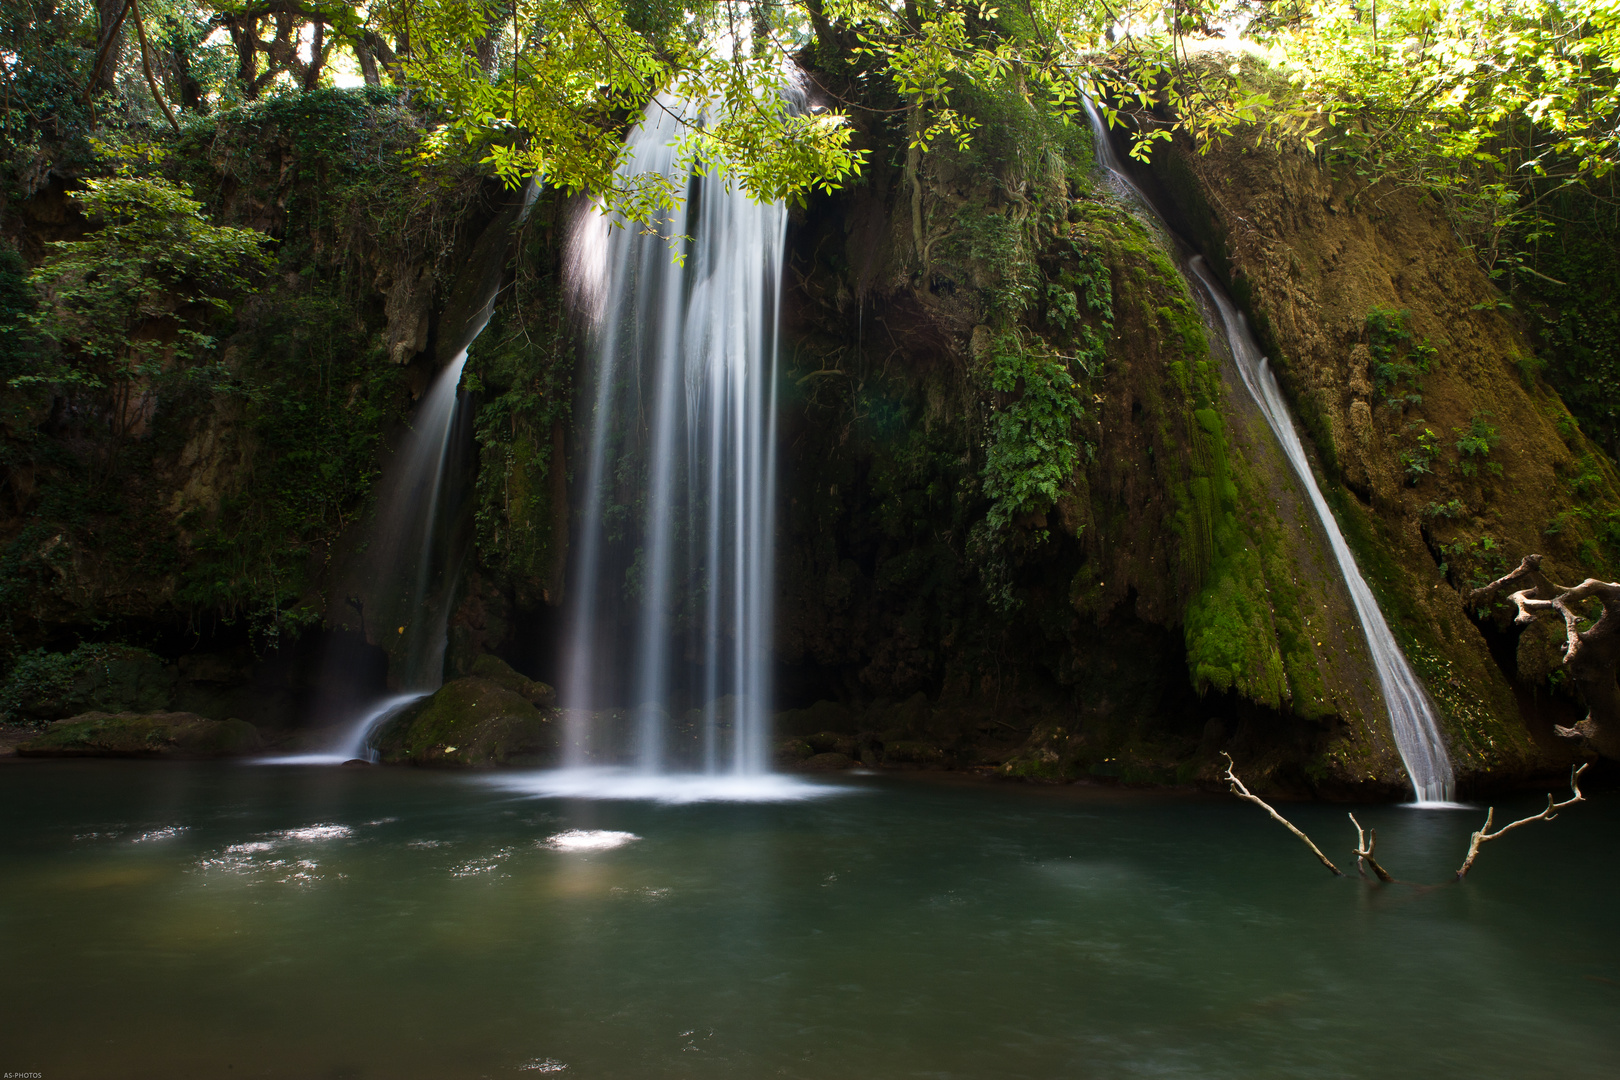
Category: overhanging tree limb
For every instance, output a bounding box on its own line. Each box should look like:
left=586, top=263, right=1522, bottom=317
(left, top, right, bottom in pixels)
left=130, top=0, right=181, bottom=132
left=1468, top=555, right=1620, bottom=760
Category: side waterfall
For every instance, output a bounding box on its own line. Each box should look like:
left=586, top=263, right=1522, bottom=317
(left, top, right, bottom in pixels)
left=1081, top=101, right=1456, bottom=803
left=275, top=187, right=537, bottom=764
left=265, top=340, right=477, bottom=765
left=319, top=341, right=479, bottom=762
left=563, top=93, right=786, bottom=776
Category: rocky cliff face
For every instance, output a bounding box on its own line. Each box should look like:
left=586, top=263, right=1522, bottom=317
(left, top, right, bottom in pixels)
left=761, top=92, right=1398, bottom=795
left=765, top=91, right=1613, bottom=797
left=1143, top=133, right=1620, bottom=790
left=3, top=86, right=1614, bottom=796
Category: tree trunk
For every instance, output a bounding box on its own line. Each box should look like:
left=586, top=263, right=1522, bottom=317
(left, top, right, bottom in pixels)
left=94, top=0, right=127, bottom=96
left=803, top=0, right=840, bottom=61
left=90, top=0, right=130, bottom=98
left=302, top=20, right=326, bottom=91
left=171, top=39, right=206, bottom=112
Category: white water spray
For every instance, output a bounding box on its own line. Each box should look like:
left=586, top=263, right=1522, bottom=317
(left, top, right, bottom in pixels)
left=563, top=92, right=788, bottom=777
left=1081, top=100, right=1455, bottom=803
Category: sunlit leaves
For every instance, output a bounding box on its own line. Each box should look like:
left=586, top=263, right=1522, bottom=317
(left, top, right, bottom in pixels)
left=1240, top=0, right=1620, bottom=268
left=387, top=0, right=866, bottom=219
left=24, top=176, right=272, bottom=391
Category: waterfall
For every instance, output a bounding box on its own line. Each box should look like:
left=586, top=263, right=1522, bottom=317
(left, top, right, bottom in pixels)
left=319, top=344, right=479, bottom=761
left=263, top=341, right=477, bottom=765
left=268, top=186, right=537, bottom=764
left=1081, top=100, right=1456, bottom=803
left=562, top=92, right=787, bottom=777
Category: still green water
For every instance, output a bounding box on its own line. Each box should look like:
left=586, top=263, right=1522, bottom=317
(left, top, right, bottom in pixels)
left=1, top=761, right=1616, bottom=1079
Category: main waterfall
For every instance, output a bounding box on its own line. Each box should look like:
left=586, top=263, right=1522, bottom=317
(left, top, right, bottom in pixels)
left=562, top=93, right=787, bottom=778
left=1081, top=100, right=1457, bottom=803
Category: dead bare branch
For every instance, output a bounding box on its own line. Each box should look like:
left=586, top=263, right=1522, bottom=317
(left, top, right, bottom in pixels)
left=1466, top=553, right=1560, bottom=611
left=1455, top=764, right=1590, bottom=880
left=1466, top=554, right=1620, bottom=761
left=1348, top=813, right=1395, bottom=883
left=1222, top=753, right=1343, bottom=876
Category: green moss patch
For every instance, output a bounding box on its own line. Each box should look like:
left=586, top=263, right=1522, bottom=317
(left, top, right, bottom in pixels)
left=0, top=644, right=175, bottom=724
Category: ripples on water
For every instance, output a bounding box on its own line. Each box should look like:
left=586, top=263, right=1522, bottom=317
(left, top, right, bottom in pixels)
left=1, top=761, right=1616, bottom=1079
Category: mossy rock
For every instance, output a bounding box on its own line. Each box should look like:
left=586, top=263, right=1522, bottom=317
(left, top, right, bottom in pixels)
left=805, top=731, right=857, bottom=755
left=882, top=739, right=946, bottom=766
left=1515, top=619, right=1567, bottom=684
left=2, top=644, right=177, bottom=723
left=373, top=677, right=557, bottom=767
left=775, top=699, right=855, bottom=736
left=17, top=712, right=261, bottom=758
left=468, top=654, right=556, bottom=707
left=776, top=736, right=814, bottom=764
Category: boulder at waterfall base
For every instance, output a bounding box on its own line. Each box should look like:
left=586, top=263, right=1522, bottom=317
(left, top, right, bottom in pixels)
left=17, top=712, right=262, bottom=757
left=468, top=654, right=557, bottom=707
left=372, top=677, right=557, bottom=767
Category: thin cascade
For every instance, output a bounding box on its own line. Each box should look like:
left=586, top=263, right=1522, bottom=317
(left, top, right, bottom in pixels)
left=274, top=186, right=536, bottom=764
left=563, top=91, right=788, bottom=776
left=264, top=346, right=478, bottom=765
left=1081, top=99, right=1456, bottom=803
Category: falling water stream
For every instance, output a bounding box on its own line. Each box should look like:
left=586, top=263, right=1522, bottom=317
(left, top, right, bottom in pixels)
left=268, top=186, right=538, bottom=764
left=560, top=92, right=788, bottom=782
left=1081, top=100, right=1456, bottom=803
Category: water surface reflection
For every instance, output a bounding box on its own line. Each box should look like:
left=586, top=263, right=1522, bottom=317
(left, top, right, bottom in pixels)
left=1, top=762, right=1615, bottom=1078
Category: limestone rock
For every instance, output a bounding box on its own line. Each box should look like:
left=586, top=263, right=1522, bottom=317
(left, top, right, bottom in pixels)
left=1516, top=619, right=1568, bottom=684
left=3, top=645, right=177, bottom=724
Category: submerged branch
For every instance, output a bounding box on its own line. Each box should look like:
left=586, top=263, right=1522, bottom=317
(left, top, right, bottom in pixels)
left=1456, top=764, right=1589, bottom=880
left=1229, top=756, right=1591, bottom=886
left=1348, top=813, right=1394, bottom=883
left=1221, top=754, right=1343, bottom=876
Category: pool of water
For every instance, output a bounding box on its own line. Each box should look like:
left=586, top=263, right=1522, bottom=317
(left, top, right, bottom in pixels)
left=1, top=762, right=1616, bottom=1079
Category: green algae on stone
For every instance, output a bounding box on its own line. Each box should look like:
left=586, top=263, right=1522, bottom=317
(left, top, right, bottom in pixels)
left=0, top=644, right=176, bottom=724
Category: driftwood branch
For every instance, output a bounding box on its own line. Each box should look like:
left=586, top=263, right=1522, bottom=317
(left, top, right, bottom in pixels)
left=1348, top=813, right=1395, bottom=883
left=1222, top=754, right=1343, bottom=876
left=1456, top=764, right=1589, bottom=880
left=1467, top=553, right=1558, bottom=612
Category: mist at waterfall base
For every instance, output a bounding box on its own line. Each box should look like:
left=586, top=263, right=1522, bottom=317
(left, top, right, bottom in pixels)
left=1080, top=100, right=1457, bottom=805
left=526, top=92, right=812, bottom=802
left=6, top=763, right=1618, bottom=1079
